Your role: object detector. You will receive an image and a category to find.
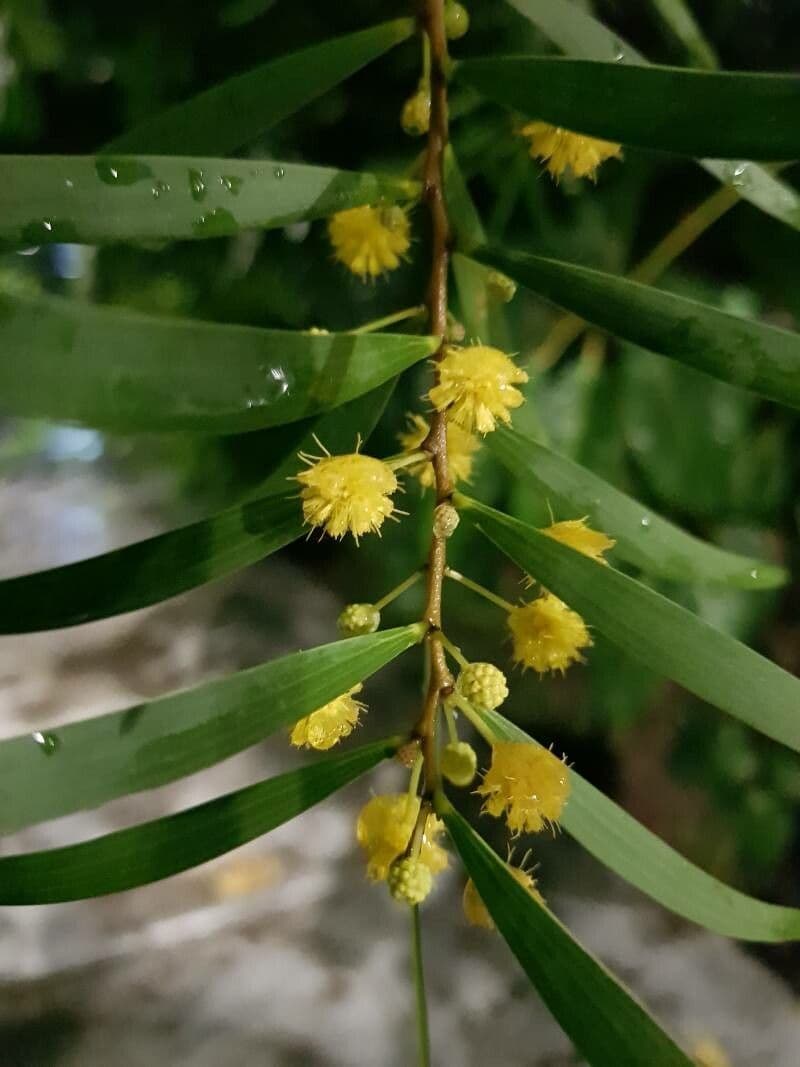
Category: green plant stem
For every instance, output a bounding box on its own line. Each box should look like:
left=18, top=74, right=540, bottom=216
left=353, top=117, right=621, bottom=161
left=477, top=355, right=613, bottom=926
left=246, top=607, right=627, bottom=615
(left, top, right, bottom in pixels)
left=375, top=570, right=424, bottom=611
left=351, top=305, right=426, bottom=334
left=411, top=905, right=432, bottom=1067
left=439, top=631, right=469, bottom=668
left=445, top=566, right=515, bottom=612
left=443, top=701, right=459, bottom=744
left=386, top=450, right=429, bottom=472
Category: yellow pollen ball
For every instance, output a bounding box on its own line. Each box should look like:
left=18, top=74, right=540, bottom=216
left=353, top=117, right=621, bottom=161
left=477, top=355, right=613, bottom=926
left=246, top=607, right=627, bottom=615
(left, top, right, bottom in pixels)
left=427, top=345, right=528, bottom=434
left=475, top=742, right=570, bottom=835
left=328, top=205, right=410, bottom=280
left=289, top=685, right=365, bottom=751
left=296, top=451, right=399, bottom=541
left=520, top=121, right=622, bottom=181
left=542, top=517, right=615, bottom=564
left=397, top=412, right=479, bottom=488
left=507, top=593, right=592, bottom=676
left=463, top=867, right=544, bottom=930
left=356, top=794, right=449, bottom=882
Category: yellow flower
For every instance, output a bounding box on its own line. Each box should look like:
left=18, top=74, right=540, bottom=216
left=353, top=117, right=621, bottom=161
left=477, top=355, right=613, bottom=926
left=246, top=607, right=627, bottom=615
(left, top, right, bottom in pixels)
left=541, top=517, right=615, bottom=564
left=428, top=344, right=528, bottom=434
left=455, top=661, right=509, bottom=711
left=328, top=205, right=410, bottom=279
left=289, top=685, right=365, bottom=751
left=475, top=742, right=570, bottom=835
left=296, top=449, right=399, bottom=542
left=507, top=593, right=592, bottom=675
left=463, top=866, right=544, bottom=930
left=397, top=413, right=479, bottom=488
left=692, top=1038, right=731, bottom=1067
left=356, top=794, right=449, bottom=881
left=520, top=121, right=622, bottom=181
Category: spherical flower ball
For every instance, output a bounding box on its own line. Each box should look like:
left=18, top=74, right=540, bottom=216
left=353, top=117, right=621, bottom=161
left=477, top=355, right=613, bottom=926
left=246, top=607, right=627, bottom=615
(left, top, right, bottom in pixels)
left=388, top=856, right=434, bottom=905
left=337, top=602, right=381, bottom=637
left=356, top=794, right=448, bottom=881
left=456, top=661, right=508, bottom=711
left=441, top=740, right=478, bottom=787
left=541, top=517, right=615, bottom=564
left=476, top=742, right=570, bottom=835
left=520, top=121, right=622, bottom=181
left=427, top=345, right=528, bottom=434
left=507, top=593, right=592, bottom=675
left=289, top=685, right=365, bottom=751
left=463, top=866, right=544, bottom=930
left=296, top=451, right=399, bottom=542
left=396, top=412, right=478, bottom=488
left=328, top=205, right=410, bottom=280
left=401, top=91, right=431, bottom=136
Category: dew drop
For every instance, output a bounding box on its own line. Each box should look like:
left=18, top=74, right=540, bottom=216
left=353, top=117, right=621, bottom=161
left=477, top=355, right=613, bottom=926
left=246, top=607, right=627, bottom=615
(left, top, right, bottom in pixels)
left=95, top=158, right=153, bottom=185
left=612, top=40, right=625, bottom=62
left=31, top=730, right=59, bottom=755
left=731, top=162, right=749, bottom=188
left=189, top=168, right=207, bottom=202
left=260, top=365, right=290, bottom=402
left=64, top=178, right=74, bottom=189
left=151, top=179, right=171, bottom=200
left=273, top=166, right=285, bottom=180
left=192, top=206, right=239, bottom=237
left=219, top=174, right=243, bottom=195
left=640, top=516, right=651, bottom=530
left=750, top=569, right=759, bottom=580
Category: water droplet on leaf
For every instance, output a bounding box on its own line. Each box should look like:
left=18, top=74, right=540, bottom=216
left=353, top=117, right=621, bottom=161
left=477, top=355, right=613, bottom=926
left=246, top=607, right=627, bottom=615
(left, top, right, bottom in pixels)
left=31, top=730, right=59, bottom=755
left=151, top=179, right=171, bottom=200
left=189, top=168, right=207, bottom=202
left=220, top=174, right=243, bottom=195
left=273, top=166, right=285, bottom=180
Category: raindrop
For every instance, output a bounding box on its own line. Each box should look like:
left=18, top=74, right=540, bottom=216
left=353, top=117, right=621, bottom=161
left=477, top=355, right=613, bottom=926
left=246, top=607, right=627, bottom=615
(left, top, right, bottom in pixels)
left=95, top=158, right=153, bottom=186
left=64, top=178, right=74, bottom=189
left=42, top=220, right=53, bottom=232
left=640, top=516, right=651, bottom=530
left=750, top=569, right=759, bottom=581
left=219, top=174, right=243, bottom=195
left=273, top=166, right=285, bottom=180
left=151, top=179, right=171, bottom=200
left=731, top=162, right=749, bottom=188
left=189, top=168, right=207, bottom=202
left=260, top=365, right=290, bottom=402
left=31, top=730, right=59, bottom=755
left=192, top=206, right=239, bottom=236
left=612, top=40, right=625, bottom=62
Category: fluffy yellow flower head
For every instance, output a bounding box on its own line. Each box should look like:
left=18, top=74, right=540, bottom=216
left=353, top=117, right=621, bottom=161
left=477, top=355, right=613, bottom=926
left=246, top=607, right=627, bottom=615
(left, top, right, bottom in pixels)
left=542, top=517, right=615, bottom=564
left=427, top=344, right=528, bottom=434
left=476, top=742, right=570, bottom=835
left=356, top=794, right=449, bottom=881
left=507, top=593, right=592, bottom=675
left=397, top=413, right=479, bottom=488
left=520, top=121, right=622, bottom=181
left=296, top=449, right=399, bottom=541
left=289, top=685, right=365, bottom=751
left=328, top=205, right=410, bottom=279
left=463, top=866, right=544, bottom=930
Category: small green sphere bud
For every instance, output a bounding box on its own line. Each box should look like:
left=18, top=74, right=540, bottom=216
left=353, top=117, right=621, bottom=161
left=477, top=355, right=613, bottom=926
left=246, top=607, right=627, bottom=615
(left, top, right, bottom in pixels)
left=433, top=503, right=460, bottom=540
left=445, top=1, right=470, bottom=40
left=387, top=856, right=433, bottom=905
left=442, top=741, right=478, bottom=787
left=457, top=661, right=509, bottom=711
left=486, top=270, right=517, bottom=304
left=400, top=91, right=431, bottom=136
left=337, top=603, right=381, bottom=637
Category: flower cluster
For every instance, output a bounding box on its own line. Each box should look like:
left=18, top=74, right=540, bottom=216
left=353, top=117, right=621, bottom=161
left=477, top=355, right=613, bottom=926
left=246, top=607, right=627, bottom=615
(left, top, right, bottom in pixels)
left=463, top=862, right=543, bottom=930
left=520, top=120, right=622, bottom=181
left=475, top=742, right=570, bottom=836
left=296, top=448, right=400, bottom=542
left=508, top=593, right=592, bottom=675
left=428, top=344, right=528, bottom=435
left=397, top=413, right=478, bottom=488
left=328, top=204, right=410, bottom=280
left=356, top=793, right=448, bottom=883
left=289, top=686, right=366, bottom=751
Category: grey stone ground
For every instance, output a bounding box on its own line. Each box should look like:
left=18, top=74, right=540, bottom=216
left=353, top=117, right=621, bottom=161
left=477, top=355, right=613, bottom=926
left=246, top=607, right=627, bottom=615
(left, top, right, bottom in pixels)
left=0, top=465, right=799, bottom=1065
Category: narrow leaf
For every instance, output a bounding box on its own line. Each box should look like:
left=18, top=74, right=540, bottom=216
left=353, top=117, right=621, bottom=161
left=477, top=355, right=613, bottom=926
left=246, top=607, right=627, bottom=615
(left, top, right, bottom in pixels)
left=104, top=20, right=414, bottom=155
left=474, top=247, right=800, bottom=410
left=504, top=0, right=800, bottom=232
left=646, top=0, right=718, bottom=69
left=457, top=56, right=800, bottom=161
left=476, top=707, right=800, bottom=942
left=0, top=156, right=419, bottom=249
left=0, top=494, right=302, bottom=633
left=0, top=292, right=437, bottom=433
left=489, top=425, right=785, bottom=588
left=444, top=807, right=693, bottom=1066
left=458, top=496, right=800, bottom=754
left=0, top=739, right=395, bottom=903
left=0, top=626, right=422, bottom=834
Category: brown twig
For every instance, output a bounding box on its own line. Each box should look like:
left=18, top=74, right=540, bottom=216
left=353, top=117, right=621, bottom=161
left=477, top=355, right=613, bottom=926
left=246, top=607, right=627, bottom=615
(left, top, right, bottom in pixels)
left=414, top=0, right=454, bottom=792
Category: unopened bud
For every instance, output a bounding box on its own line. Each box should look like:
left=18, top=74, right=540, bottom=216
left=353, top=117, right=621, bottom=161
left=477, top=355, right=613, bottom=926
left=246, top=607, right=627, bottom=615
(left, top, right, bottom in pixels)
left=433, top=503, right=460, bottom=539
left=457, top=661, right=508, bottom=711
left=388, top=856, right=433, bottom=905
left=445, top=1, right=470, bottom=40
left=395, top=737, right=422, bottom=768
left=486, top=270, right=517, bottom=304
left=401, top=91, right=431, bottom=136
left=337, top=603, right=381, bottom=637
left=442, top=741, right=478, bottom=786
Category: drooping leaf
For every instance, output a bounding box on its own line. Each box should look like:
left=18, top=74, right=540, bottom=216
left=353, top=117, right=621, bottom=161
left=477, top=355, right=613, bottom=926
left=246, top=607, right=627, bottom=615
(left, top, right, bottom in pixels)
left=489, top=425, right=785, bottom=589
left=504, top=0, right=800, bottom=232
left=646, top=0, right=719, bottom=69
left=443, top=806, right=693, bottom=1067
left=104, top=19, right=414, bottom=155
left=0, top=291, right=438, bottom=433
left=0, top=626, right=422, bottom=834
left=473, top=248, right=800, bottom=410
left=457, top=496, right=800, bottom=754
left=0, top=494, right=301, bottom=634
left=475, top=707, right=800, bottom=942
left=0, top=738, right=396, bottom=903
left=0, top=156, right=419, bottom=249
left=457, top=56, right=800, bottom=161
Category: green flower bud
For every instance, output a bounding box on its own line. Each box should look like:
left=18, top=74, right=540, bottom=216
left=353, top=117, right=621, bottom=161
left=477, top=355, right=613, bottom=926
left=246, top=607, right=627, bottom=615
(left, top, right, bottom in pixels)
left=337, top=603, right=381, bottom=637
left=441, top=741, right=478, bottom=787
left=387, top=856, right=434, bottom=905
left=445, top=2, right=470, bottom=40
left=486, top=270, right=517, bottom=304
left=457, top=661, right=508, bottom=711
left=401, top=91, right=431, bottom=136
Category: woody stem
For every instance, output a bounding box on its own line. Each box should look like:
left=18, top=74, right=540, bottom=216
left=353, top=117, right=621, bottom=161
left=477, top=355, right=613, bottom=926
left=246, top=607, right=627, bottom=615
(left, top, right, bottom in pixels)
left=414, top=0, right=454, bottom=793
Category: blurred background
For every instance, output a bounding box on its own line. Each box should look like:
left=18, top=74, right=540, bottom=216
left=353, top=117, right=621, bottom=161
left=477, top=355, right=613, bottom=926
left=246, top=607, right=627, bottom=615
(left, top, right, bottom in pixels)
left=1, top=1, right=800, bottom=1063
